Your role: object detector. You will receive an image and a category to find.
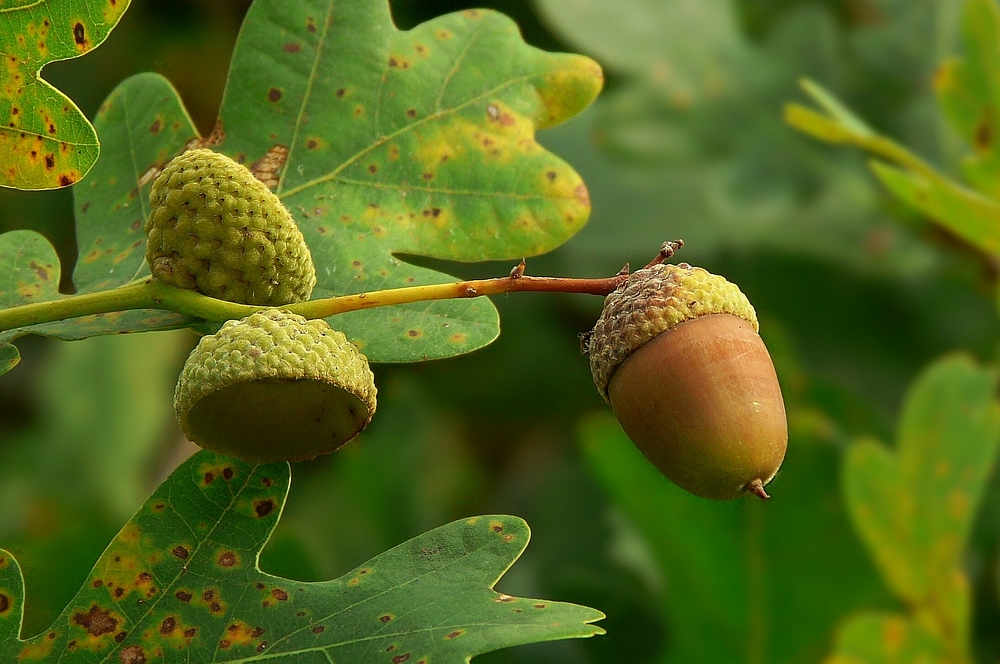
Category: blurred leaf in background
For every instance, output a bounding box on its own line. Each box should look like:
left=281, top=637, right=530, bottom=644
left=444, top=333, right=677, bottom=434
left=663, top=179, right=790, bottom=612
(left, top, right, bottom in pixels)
left=578, top=405, right=886, bottom=664
left=830, top=356, right=1000, bottom=663
left=534, top=0, right=961, bottom=274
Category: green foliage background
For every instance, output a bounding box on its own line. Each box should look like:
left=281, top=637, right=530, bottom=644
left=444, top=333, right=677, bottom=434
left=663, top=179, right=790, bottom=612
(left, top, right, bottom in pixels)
left=4, top=0, right=1000, bottom=662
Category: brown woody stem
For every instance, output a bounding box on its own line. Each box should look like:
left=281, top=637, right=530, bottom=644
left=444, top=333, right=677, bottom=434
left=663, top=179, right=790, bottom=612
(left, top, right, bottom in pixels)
left=0, top=241, right=684, bottom=333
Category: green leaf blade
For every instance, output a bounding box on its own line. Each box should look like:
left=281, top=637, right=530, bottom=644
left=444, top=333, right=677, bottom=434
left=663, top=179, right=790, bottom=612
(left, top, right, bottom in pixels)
left=0, top=551, right=25, bottom=644
left=0, top=450, right=604, bottom=663
left=73, top=72, right=198, bottom=296
left=215, top=0, right=602, bottom=361
left=0, top=0, right=132, bottom=189
left=0, top=229, right=61, bottom=310
left=0, top=343, right=20, bottom=376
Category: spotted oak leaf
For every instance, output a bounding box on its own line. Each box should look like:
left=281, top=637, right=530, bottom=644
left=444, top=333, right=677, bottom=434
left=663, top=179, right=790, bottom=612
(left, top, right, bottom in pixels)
left=0, top=449, right=604, bottom=662
left=0, top=0, right=603, bottom=363
left=0, top=0, right=131, bottom=189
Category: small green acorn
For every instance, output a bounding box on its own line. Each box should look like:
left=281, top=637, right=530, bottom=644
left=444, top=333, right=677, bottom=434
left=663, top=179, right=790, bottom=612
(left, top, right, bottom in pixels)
left=587, top=263, right=787, bottom=500
left=145, top=149, right=317, bottom=306
left=174, top=309, right=376, bottom=462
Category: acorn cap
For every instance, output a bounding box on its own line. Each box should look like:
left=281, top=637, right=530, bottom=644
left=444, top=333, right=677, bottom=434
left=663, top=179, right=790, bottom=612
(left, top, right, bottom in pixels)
left=174, top=309, right=377, bottom=462
left=146, top=149, right=317, bottom=306
left=588, top=263, right=758, bottom=400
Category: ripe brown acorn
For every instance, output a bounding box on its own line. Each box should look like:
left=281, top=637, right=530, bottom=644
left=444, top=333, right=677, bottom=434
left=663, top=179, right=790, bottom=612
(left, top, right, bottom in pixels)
left=587, top=262, right=787, bottom=500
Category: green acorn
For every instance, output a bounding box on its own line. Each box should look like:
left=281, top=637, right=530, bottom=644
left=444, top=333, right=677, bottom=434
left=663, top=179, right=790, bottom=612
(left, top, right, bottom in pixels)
left=587, top=263, right=787, bottom=501
left=174, top=309, right=377, bottom=462
left=145, top=149, right=317, bottom=306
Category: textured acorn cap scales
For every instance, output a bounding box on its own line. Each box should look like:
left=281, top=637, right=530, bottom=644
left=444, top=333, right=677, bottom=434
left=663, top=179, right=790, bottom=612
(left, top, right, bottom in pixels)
left=174, top=310, right=376, bottom=462
left=145, top=149, right=317, bottom=306
left=587, top=263, right=786, bottom=501
left=589, top=262, right=758, bottom=397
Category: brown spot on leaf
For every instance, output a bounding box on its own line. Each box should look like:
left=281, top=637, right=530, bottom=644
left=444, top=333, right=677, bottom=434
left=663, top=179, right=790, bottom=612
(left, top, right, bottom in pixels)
left=44, top=154, right=55, bottom=169
left=149, top=119, right=161, bottom=134
left=380, top=614, right=393, bottom=623
left=368, top=164, right=377, bottom=173
left=976, top=118, right=992, bottom=151
left=58, top=173, right=76, bottom=186
left=336, top=88, right=346, bottom=97
left=175, top=590, right=192, bottom=602
left=307, top=17, right=317, bottom=32
left=0, top=593, right=9, bottom=614
left=171, top=546, right=189, bottom=560
left=72, top=605, right=118, bottom=636
left=306, top=139, right=318, bottom=149
left=283, top=42, right=301, bottom=53
left=73, top=22, right=86, bottom=45
left=160, top=616, right=176, bottom=635
left=204, top=472, right=215, bottom=484
left=254, top=499, right=274, bottom=517
left=392, top=654, right=411, bottom=663
left=114, top=631, right=127, bottom=642
left=312, top=625, right=325, bottom=633
left=217, top=551, right=238, bottom=567
left=406, top=108, right=416, bottom=118
left=268, top=88, right=282, bottom=102
left=250, top=145, right=288, bottom=190
left=222, top=467, right=234, bottom=480
left=271, top=588, right=288, bottom=601
left=29, top=260, right=49, bottom=281
left=119, top=645, right=146, bottom=664
left=184, top=628, right=197, bottom=638
left=446, top=630, right=464, bottom=639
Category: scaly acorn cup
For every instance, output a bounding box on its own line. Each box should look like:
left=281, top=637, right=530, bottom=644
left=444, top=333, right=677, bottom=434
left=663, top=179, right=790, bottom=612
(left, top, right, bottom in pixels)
left=587, top=263, right=787, bottom=500
left=145, top=149, right=317, bottom=306
left=174, top=309, right=377, bottom=462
